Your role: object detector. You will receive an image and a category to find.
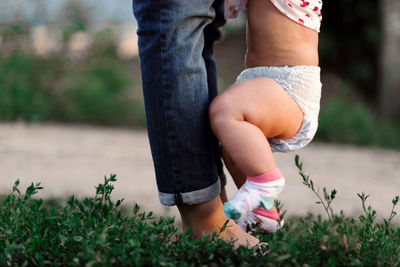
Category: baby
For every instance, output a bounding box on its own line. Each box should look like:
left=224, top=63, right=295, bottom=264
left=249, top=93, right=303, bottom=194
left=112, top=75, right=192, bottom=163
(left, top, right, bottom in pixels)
left=210, top=0, right=322, bottom=232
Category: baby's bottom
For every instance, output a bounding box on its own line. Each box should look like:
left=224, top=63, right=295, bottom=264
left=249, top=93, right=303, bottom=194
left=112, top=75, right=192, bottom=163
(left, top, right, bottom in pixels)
left=209, top=76, right=303, bottom=222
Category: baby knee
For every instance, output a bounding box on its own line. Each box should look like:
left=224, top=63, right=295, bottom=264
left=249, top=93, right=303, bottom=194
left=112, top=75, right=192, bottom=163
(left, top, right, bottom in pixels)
left=209, top=95, right=239, bottom=131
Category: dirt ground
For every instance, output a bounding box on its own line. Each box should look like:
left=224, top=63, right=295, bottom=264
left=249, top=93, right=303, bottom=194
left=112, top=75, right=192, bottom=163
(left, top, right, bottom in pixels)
left=1, top=122, right=399, bottom=225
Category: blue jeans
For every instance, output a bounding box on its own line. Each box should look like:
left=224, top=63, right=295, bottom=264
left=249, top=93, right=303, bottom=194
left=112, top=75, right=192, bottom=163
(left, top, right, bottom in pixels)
left=133, top=0, right=226, bottom=206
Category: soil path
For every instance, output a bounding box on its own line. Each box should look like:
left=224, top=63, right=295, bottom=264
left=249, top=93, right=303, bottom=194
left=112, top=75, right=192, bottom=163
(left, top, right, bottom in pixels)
left=1, top=122, right=399, bottom=225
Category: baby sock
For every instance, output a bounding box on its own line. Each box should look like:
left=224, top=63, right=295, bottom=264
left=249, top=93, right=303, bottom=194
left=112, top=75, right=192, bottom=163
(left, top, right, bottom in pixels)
left=237, top=206, right=284, bottom=233
left=224, top=168, right=285, bottom=220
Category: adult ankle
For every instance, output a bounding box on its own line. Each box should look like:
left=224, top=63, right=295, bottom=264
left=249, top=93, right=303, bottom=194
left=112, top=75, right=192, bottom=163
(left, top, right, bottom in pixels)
left=177, top=197, right=226, bottom=236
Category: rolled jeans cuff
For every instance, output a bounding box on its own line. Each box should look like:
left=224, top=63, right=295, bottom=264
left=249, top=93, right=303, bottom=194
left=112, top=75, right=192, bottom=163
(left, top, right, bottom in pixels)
left=159, top=177, right=224, bottom=206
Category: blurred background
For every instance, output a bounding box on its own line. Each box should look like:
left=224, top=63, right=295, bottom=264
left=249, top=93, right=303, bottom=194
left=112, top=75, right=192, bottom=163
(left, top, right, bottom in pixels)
left=0, top=0, right=399, bottom=147
left=0, top=0, right=399, bottom=222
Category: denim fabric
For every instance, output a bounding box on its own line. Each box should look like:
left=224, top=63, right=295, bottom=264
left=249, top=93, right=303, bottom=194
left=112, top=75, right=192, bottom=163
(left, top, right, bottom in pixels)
left=133, top=0, right=226, bottom=206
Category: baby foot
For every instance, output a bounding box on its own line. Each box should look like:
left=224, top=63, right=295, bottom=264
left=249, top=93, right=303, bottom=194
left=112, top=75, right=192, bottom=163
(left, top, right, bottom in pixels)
left=224, top=168, right=285, bottom=220
left=237, top=206, right=284, bottom=233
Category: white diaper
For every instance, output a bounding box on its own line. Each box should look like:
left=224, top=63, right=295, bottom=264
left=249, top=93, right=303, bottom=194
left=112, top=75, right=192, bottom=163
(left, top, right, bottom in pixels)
left=235, top=65, right=322, bottom=152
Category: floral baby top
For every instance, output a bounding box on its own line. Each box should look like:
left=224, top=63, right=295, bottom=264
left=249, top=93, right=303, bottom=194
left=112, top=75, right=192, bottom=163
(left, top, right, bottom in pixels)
left=224, top=0, right=322, bottom=32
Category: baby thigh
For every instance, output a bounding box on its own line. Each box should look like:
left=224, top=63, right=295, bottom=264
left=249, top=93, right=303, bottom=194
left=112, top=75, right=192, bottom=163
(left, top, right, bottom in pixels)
left=210, top=76, right=304, bottom=140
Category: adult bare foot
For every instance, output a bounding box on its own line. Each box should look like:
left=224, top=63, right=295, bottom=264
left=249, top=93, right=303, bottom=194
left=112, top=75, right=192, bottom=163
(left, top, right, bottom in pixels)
left=217, top=219, right=260, bottom=248
left=178, top=196, right=259, bottom=248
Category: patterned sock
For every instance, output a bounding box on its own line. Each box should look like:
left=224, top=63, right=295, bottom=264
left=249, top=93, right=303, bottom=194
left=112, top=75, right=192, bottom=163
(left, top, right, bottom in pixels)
left=224, top=168, right=285, bottom=220
left=237, top=206, right=284, bottom=233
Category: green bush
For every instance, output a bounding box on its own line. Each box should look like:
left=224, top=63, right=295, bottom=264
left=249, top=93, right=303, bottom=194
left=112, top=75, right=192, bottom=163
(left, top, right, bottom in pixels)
left=0, top=51, right=145, bottom=127
left=318, top=96, right=376, bottom=146
left=1, top=157, right=399, bottom=266
left=317, top=92, right=400, bottom=149
left=0, top=26, right=146, bottom=127
left=317, top=80, right=400, bottom=149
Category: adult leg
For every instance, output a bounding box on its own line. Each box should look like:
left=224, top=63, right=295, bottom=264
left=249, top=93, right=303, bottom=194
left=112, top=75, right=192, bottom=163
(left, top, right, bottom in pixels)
left=202, top=0, right=228, bottom=203
left=133, top=0, right=258, bottom=246
left=133, top=0, right=221, bottom=206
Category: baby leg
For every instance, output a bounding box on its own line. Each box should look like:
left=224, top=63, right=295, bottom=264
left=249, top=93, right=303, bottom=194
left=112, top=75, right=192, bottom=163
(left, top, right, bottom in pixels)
left=222, top=147, right=284, bottom=232
left=209, top=77, right=303, bottom=219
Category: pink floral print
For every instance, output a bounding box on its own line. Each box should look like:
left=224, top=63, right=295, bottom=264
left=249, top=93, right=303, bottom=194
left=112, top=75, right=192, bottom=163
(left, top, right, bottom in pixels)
left=224, top=0, right=323, bottom=32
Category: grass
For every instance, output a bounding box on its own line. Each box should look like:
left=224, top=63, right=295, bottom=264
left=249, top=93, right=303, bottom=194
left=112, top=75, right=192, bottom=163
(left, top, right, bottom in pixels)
left=0, top=156, right=398, bottom=266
